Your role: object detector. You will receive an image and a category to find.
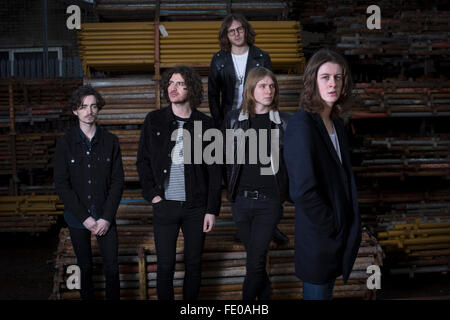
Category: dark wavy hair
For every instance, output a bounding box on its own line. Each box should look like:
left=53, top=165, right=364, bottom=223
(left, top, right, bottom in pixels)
left=68, top=85, right=105, bottom=111
left=218, top=13, right=256, bottom=52
left=300, top=49, right=353, bottom=118
left=161, top=65, right=203, bottom=109
left=241, top=67, right=279, bottom=116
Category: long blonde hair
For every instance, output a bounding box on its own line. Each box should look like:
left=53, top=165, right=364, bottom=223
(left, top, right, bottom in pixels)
left=240, top=67, right=279, bottom=116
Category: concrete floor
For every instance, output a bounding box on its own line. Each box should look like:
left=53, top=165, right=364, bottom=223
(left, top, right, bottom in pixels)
left=0, top=229, right=449, bottom=300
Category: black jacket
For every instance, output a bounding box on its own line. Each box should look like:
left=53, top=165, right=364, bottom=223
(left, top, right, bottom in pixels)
left=284, top=109, right=362, bottom=284
left=208, top=45, right=272, bottom=128
left=223, top=109, right=291, bottom=203
left=53, top=126, right=124, bottom=225
left=136, top=106, right=222, bottom=215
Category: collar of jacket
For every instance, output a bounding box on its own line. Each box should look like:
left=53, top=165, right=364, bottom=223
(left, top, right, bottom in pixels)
left=161, top=104, right=201, bottom=125
left=220, top=45, right=263, bottom=79
left=309, top=112, right=346, bottom=168
left=69, top=124, right=103, bottom=144
left=237, top=109, right=282, bottom=125
left=222, top=45, right=260, bottom=60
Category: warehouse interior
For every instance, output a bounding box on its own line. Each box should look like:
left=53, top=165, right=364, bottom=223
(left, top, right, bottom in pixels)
left=0, top=0, right=449, bottom=300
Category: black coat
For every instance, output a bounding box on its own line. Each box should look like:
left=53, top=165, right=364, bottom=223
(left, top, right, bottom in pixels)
left=136, top=106, right=222, bottom=215
left=224, top=109, right=291, bottom=203
left=53, top=126, right=124, bottom=225
left=208, top=45, right=272, bottom=128
left=284, top=109, right=362, bottom=284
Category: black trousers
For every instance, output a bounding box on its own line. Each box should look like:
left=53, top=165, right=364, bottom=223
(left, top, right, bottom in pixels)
left=152, top=200, right=206, bottom=300
left=231, top=195, right=282, bottom=300
left=68, top=225, right=120, bottom=300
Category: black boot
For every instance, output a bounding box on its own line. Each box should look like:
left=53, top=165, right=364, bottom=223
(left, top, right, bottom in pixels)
left=272, top=227, right=289, bottom=245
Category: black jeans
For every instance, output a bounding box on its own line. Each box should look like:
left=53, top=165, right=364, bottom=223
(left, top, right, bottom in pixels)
left=68, top=225, right=120, bottom=300
left=231, top=195, right=282, bottom=300
left=152, top=200, right=206, bottom=300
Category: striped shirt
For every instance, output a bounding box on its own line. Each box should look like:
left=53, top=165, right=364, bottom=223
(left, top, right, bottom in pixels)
left=165, top=120, right=186, bottom=201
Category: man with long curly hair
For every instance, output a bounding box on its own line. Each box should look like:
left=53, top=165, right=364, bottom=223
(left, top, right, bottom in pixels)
left=137, top=65, right=222, bottom=300
left=208, top=13, right=272, bottom=129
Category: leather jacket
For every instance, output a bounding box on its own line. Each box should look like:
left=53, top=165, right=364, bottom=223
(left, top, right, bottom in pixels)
left=208, top=45, right=272, bottom=128
left=223, top=108, right=291, bottom=203
left=136, top=106, right=222, bottom=215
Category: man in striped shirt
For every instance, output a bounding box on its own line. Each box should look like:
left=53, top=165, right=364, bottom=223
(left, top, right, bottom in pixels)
left=137, top=65, right=222, bottom=300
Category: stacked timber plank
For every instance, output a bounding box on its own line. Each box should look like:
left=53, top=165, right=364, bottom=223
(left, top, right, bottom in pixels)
left=87, top=74, right=302, bottom=125
left=94, top=0, right=289, bottom=21
left=358, top=187, right=450, bottom=231
left=0, top=79, right=82, bottom=126
left=0, top=79, right=81, bottom=232
left=348, top=79, right=450, bottom=276
left=346, top=79, right=450, bottom=119
left=294, top=0, right=450, bottom=57
left=0, top=132, right=63, bottom=175
left=78, top=22, right=156, bottom=74
left=51, top=192, right=383, bottom=300
left=85, top=76, right=156, bottom=125
left=292, top=1, right=449, bottom=80
left=78, top=21, right=305, bottom=73
left=336, top=11, right=450, bottom=57
left=351, top=135, right=450, bottom=179
left=378, top=220, right=450, bottom=276
left=88, top=76, right=450, bottom=124
left=0, top=195, right=63, bottom=233
left=110, top=130, right=141, bottom=182
left=159, top=21, right=304, bottom=71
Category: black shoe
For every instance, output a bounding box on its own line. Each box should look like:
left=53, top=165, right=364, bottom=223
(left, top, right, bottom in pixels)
left=272, top=227, right=289, bottom=245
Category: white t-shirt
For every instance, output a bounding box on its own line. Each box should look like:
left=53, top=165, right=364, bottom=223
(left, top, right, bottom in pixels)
left=329, top=126, right=342, bottom=164
left=231, top=50, right=249, bottom=110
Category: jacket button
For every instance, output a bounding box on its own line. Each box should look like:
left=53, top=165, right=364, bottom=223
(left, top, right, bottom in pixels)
left=221, top=64, right=224, bottom=68
left=86, top=151, right=90, bottom=155
left=157, top=132, right=160, bottom=135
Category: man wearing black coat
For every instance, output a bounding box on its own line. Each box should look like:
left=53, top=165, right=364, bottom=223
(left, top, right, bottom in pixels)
left=208, top=13, right=272, bottom=129
left=54, top=85, right=124, bottom=300
left=284, top=49, right=362, bottom=300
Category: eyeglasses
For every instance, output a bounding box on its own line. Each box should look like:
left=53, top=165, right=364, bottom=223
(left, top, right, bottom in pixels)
left=227, top=26, right=245, bottom=36
left=168, top=81, right=186, bottom=88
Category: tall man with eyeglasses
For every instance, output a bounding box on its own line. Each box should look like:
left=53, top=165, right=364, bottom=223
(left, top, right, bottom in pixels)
left=54, top=85, right=124, bottom=300
left=208, top=13, right=273, bottom=129
left=208, top=13, right=289, bottom=245
left=137, top=65, right=222, bottom=300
